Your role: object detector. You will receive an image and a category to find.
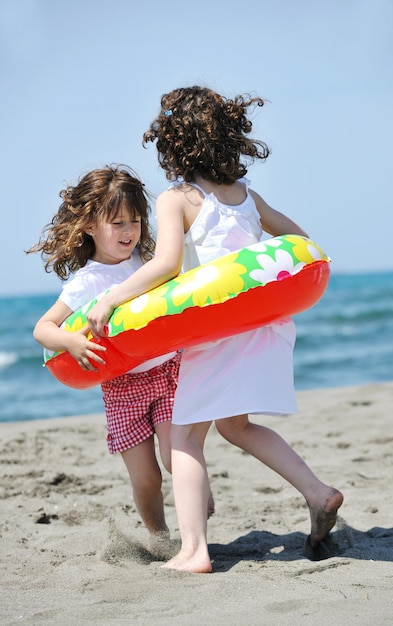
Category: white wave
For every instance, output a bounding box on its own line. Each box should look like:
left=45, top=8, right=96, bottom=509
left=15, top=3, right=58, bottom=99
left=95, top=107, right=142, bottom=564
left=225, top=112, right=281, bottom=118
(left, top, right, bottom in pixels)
left=0, top=351, right=18, bottom=367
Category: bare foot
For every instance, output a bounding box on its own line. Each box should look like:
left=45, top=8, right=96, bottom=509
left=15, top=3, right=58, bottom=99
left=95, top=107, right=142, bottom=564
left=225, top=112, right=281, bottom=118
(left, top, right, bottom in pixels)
left=308, top=487, right=344, bottom=548
left=161, top=550, right=212, bottom=573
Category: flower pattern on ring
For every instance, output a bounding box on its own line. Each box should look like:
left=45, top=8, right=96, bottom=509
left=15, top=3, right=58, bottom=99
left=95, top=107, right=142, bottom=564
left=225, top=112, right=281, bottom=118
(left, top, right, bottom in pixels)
left=250, top=249, right=306, bottom=285
left=109, top=284, right=170, bottom=333
left=171, top=261, right=246, bottom=308
left=283, top=235, right=326, bottom=263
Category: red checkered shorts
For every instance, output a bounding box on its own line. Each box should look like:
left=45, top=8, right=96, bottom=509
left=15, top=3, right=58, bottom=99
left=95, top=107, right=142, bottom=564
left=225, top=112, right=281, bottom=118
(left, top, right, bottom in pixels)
left=101, top=352, right=181, bottom=454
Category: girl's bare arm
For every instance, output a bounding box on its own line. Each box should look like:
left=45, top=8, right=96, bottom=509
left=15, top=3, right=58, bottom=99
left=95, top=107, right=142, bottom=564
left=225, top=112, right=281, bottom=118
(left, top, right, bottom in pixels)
left=250, top=190, right=309, bottom=238
left=34, top=299, right=106, bottom=371
left=87, top=190, right=185, bottom=337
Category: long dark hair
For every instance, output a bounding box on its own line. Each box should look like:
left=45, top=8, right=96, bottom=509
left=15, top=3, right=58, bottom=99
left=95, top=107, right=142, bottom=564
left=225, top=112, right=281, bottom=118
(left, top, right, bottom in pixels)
left=27, top=164, right=155, bottom=280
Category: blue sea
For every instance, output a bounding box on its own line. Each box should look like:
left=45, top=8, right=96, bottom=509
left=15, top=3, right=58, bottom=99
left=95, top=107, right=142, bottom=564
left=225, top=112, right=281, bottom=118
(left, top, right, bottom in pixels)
left=1, top=270, right=392, bottom=423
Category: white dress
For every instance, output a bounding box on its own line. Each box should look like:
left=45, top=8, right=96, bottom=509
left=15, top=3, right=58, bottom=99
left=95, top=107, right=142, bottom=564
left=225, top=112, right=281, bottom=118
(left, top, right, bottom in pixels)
left=171, top=178, right=298, bottom=425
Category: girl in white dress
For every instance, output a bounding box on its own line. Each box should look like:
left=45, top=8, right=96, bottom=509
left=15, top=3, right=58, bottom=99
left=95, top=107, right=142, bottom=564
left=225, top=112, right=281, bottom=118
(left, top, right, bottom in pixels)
left=87, top=87, right=344, bottom=573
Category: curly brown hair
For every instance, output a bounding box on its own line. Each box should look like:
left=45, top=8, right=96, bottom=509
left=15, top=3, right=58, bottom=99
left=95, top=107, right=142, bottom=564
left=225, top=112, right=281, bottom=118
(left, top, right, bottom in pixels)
left=27, top=165, right=155, bottom=280
left=142, top=86, right=270, bottom=185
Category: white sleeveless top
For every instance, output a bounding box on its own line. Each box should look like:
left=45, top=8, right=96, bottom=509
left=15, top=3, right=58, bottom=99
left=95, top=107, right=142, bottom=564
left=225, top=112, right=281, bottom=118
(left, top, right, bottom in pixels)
left=180, top=178, right=262, bottom=269
left=170, top=179, right=298, bottom=424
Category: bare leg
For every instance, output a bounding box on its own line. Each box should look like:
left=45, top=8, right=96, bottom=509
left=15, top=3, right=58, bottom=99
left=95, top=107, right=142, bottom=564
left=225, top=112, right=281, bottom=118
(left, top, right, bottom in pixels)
left=215, top=415, right=343, bottom=547
left=154, top=421, right=172, bottom=473
left=162, top=421, right=213, bottom=573
left=155, top=421, right=215, bottom=520
left=121, top=437, right=169, bottom=542
left=207, top=490, right=215, bottom=519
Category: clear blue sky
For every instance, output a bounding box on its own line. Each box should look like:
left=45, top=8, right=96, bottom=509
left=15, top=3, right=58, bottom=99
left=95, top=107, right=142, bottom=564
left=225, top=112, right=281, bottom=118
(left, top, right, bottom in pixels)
left=1, top=0, right=392, bottom=296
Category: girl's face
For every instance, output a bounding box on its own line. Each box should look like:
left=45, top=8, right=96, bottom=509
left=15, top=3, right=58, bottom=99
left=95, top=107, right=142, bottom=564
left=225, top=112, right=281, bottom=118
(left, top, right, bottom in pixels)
left=87, top=206, right=141, bottom=264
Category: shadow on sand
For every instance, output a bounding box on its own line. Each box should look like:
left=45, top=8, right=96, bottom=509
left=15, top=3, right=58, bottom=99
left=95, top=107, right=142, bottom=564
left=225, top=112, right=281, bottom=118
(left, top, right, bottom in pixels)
left=208, top=523, right=393, bottom=572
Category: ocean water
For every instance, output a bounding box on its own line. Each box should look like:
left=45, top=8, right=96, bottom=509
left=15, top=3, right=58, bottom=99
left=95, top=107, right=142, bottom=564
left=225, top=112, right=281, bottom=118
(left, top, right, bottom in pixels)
left=0, top=270, right=392, bottom=423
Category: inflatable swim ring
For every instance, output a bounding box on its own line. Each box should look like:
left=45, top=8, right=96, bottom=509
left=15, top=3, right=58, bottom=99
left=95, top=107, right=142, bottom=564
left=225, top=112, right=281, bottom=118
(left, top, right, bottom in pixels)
left=44, top=234, right=331, bottom=389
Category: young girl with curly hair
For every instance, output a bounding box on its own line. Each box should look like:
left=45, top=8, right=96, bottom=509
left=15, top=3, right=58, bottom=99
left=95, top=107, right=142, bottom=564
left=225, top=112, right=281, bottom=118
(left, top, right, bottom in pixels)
left=87, top=88, right=344, bottom=573
left=27, top=164, right=182, bottom=555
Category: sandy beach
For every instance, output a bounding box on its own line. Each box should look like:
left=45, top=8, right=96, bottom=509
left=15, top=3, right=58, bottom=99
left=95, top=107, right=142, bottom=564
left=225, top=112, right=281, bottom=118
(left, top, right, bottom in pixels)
left=1, top=381, right=393, bottom=625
